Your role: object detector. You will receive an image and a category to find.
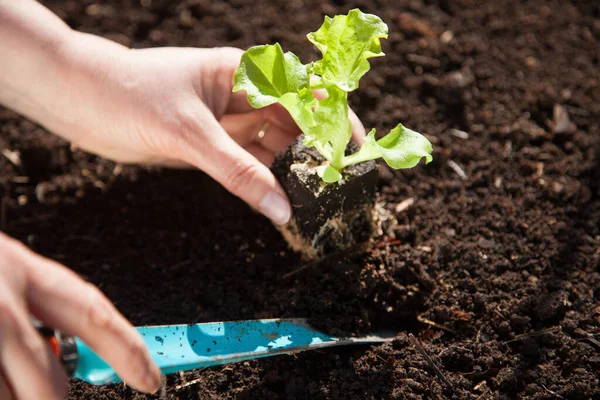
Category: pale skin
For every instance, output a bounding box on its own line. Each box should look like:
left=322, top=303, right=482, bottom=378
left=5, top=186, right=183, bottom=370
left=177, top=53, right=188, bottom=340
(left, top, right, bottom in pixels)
left=0, top=0, right=366, bottom=398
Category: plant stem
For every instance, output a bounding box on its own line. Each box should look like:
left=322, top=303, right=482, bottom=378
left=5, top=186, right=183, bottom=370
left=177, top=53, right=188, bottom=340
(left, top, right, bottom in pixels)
left=341, top=150, right=377, bottom=168
left=331, top=148, right=345, bottom=170
left=314, top=142, right=333, bottom=163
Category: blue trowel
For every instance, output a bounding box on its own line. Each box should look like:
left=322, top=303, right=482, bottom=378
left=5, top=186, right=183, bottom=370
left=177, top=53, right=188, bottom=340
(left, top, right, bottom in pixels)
left=40, top=318, right=393, bottom=385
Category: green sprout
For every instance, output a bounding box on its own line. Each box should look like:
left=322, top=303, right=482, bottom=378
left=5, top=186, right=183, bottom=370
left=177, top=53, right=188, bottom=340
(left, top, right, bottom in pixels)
left=233, top=9, right=433, bottom=183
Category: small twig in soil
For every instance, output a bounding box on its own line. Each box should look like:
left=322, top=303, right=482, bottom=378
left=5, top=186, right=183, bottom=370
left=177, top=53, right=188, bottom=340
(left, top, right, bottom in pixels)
left=394, top=197, right=415, bottom=214
left=417, top=314, right=457, bottom=335
left=493, top=307, right=508, bottom=320
left=385, top=277, right=408, bottom=293
left=416, top=245, right=432, bottom=253
left=282, top=249, right=362, bottom=279
left=475, top=326, right=484, bottom=343
left=584, top=333, right=600, bottom=349
left=374, top=353, right=388, bottom=364
left=450, top=129, right=469, bottom=139
left=406, top=264, right=436, bottom=292
left=282, top=253, right=338, bottom=279
left=408, top=333, right=453, bottom=389
left=474, top=389, right=492, bottom=400
left=541, top=384, right=564, bottom=399
left=447, top=160, right=468, bottom=180
left=375, top=236, right=402, bottom=249
left=505, top=326, right=560, bottom=344
left=11, top=176, right=29, bottom=183
left=473, top=380, right=487, bottom=391
left=1, top=149, right=21, bottom=167
left=175, top=372, right=206, bottom=390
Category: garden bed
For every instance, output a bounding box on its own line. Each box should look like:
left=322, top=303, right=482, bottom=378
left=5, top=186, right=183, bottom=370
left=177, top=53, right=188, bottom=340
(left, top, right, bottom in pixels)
left=1, top=0, right=599, bottom=398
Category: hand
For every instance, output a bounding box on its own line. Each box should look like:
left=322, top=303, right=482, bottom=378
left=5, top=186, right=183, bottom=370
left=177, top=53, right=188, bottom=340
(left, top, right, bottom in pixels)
left=50, top=38, right=367, bottom=225
left=0, top=233, right=162, bottom=398
left=1, top=1, right=366, bottom=225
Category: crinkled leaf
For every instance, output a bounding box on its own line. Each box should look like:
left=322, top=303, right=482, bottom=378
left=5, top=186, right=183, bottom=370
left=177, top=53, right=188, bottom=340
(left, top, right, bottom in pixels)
left=316, top=165, right=342, bottom=183
left=233, top=44, right=309, bottom=108
left=345, top=125, right=433, bottom=169
left=278, top=89, right=337, bottom=162
left=307, top=9, right=388, bottom=92
left=231, top=11, right=432, bottom=184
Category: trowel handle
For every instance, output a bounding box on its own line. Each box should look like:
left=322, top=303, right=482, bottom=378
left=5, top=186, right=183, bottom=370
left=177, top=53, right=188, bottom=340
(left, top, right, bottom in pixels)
left=37, top=326, right=79, bottom=376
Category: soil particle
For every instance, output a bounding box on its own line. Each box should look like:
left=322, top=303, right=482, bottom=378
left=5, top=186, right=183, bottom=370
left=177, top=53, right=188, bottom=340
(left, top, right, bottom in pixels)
left=424, top=70, right=475, bottom=106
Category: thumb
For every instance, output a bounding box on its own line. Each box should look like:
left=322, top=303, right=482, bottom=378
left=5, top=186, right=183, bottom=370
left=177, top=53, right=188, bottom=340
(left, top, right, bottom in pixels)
left=184, top=123, right=292, bottom=225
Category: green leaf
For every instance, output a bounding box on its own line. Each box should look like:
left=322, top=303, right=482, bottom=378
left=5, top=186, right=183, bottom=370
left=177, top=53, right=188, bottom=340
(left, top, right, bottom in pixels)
left=376, top=125, right=433, bottom=168
left=278, top=88, right=318, bottom=134
left=230, top=11, right=433, bottom=184
left=307, top=9, right=388, bottom=92
left=310, top=87, right=351, bottom=168
left=342, top=125, right=433, bottom=169
left=233, top=44, right=309, bottom=108
left=316, top=165, right=342, bottom=183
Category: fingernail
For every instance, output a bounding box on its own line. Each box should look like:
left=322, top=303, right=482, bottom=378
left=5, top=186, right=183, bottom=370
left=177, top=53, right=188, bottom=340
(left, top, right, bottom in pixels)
left=259, top=191, right=291, bottom=225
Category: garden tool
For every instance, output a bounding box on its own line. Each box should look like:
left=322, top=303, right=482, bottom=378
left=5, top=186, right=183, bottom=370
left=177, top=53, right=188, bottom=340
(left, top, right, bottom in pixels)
left=40, top=318, right=393, bottom=385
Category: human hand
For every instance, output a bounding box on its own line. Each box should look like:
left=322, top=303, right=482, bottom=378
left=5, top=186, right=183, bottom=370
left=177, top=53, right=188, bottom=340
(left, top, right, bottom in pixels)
left=0, top=233, right=162, bottom=399
left=50, top=37, right=366, bottom=225
left=1, top=1, right=366, bottom=225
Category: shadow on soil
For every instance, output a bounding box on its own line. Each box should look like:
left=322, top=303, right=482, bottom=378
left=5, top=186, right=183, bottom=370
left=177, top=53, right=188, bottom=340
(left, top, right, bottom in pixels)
left=5, top=167, right=431, bottom=397
left=6, top=167, right=427, bottom=331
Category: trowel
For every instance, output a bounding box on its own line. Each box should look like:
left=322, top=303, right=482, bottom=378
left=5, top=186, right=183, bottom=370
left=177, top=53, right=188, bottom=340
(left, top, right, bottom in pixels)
left=41, top=318, right=393, bottom=385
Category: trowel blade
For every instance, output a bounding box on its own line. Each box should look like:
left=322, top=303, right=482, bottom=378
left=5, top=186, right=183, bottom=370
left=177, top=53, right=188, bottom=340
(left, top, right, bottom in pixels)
left=74, top=318, right=393, bottom=385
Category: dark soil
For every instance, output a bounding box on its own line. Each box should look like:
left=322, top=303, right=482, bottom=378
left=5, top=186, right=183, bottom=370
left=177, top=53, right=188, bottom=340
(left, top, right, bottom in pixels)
left=1, top=0, right=599, bottom=399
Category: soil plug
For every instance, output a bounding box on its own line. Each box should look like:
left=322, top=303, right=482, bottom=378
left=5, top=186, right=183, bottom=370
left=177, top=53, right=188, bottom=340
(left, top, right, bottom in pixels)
left=232, top=9, right=433, bottom=259
left=272, top=138, right=378, bottom=258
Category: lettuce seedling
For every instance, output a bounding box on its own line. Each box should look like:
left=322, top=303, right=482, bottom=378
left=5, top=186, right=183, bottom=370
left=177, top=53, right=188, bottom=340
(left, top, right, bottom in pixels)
left=233, top=9, right=433, bottom=183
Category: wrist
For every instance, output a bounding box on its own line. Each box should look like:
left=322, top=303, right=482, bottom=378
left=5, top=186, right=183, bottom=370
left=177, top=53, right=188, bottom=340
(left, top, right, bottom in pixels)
left=50, top=31, right=129, bottom=138
left=0, top=0, right=130, bottom=142
left=0, top=1, right=76, bottom=127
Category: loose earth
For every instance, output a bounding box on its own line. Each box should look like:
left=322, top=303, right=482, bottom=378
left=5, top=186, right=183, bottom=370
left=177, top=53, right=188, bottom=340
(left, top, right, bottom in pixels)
left=1, top=0, right=599, bottom=399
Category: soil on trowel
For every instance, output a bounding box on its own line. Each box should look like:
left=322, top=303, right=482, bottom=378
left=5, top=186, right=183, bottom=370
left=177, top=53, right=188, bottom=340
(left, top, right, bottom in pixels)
left=1, top=0, right=598, bottom=399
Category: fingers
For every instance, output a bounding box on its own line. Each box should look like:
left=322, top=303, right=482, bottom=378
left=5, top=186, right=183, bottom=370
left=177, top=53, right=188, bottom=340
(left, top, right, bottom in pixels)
left=0, top=280, right=67, bottom=400
left=245, top=144, right=275, bottom=166
left=230, top=86, right=366, bottom=150
left=182, top=117, right=292, bottom=225
left=219, top=112, right=297, bottom=154
left=226, top=100, right=302, bottom=136
left=226, top=93, right=300, bottom=130
left=19, top=248, right=162, bottom=394
left=226, top=91, right=257, bottom=115
left=349, top=108, right=367, bottom=145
